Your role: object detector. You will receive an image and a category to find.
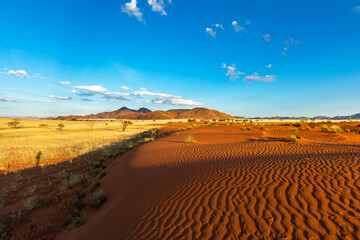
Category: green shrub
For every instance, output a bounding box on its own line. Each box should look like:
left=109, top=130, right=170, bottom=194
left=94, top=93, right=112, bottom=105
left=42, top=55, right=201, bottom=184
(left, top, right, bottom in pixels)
left=88, top=190, right=107, bottom=210
left=295, top=131, right=301, bottom=139
left=247, top=127, right=252, bottom=131
left=329, top=125, right=343, bottom=133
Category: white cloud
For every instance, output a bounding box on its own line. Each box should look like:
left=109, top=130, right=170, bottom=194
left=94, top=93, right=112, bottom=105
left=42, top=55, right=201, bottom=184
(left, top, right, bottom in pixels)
left=59, top=81, right=71, bottom=85
left=0, top=69, right=47, bottom=79
left=70, top=84, right=131, bottom=102
left=71, top=90, right=77, bottom=93
left=232, top=21, right=244, bottom=32
left=46, top=95, right=73, bottom=100
left=121, top=86, right=131, bottom=90
left=73, top=85, right=107, bottom=93
left=206, top=27, right=216, bottom=37
left=148, top=0, right=167, bottom=15
left=122, top=0, right=144, bottom=22
left=31, top=99, right=55, bottom=103
left=284, top=38, right=299, bottom=47
left=282, top=38, right=300, bottom=56
left=0, top=97, right=21, bottom=102
left=245, top=20, right=251, bottom=25
left=32, top=74, right=45, bottom=79
left=102, top=94, right=130, bottom=101
left=353, top=6, right=360, bottom=14
left=131, top=90, right=180, bottom=98
left=140, top=87, right=147, bottom=91
left=266, top=64, right=272, bottom=68
left=244, top=73, right=275, bottom=82
left=215, top=23, right=224, bottom=30
left=262, top=34, right=271, bottom=41
left=103, top=92, right=131, bottom=96
left=6, top=70, right=29, bottom=78
left=150, top=97, right=204, bottom=106
left=222, top=63, right=245, bottom=81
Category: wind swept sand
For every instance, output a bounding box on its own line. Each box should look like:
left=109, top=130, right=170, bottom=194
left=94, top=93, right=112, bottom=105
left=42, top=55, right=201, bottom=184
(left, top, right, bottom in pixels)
left=61, top=125, right=360, bottom=240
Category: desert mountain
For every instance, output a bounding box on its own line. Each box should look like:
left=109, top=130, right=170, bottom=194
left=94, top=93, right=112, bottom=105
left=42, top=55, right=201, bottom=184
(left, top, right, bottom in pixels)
left=49, top=107, right=233, bottom=120
left=49, top=107, right=151, bottom=120
left=117, top=107, right=234, bottom=120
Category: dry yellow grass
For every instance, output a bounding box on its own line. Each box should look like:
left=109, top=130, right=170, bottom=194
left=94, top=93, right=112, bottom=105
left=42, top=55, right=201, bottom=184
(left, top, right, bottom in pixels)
left=0, top=118, right=165, bottom=171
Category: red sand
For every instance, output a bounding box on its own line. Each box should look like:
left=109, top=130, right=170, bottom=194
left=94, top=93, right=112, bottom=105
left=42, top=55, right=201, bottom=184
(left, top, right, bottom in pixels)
left=59, top=125, right=360, bottom=240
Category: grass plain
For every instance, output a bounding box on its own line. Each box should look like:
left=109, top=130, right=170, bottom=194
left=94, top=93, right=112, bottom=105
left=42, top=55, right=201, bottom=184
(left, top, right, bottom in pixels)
left=0, top=118, right=171, bottom=172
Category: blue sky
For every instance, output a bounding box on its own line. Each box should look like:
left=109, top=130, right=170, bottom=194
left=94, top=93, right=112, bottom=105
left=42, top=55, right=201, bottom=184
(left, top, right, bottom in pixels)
left=0, top=0, right=360, bottom=118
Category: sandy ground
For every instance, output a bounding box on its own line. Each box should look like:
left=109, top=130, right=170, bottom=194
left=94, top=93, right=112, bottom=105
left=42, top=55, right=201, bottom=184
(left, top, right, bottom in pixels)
left=58, top=124, right=360, bottom=240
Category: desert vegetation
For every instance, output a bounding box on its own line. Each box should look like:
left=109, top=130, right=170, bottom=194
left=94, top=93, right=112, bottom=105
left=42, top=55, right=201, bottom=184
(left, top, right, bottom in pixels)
left=1, top=119, right=360, bottom=239
left=0, top=118, right=159, bottom=172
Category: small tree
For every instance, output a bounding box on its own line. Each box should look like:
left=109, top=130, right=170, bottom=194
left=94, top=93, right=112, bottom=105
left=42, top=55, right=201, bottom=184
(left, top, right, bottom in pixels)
left=7, top=119, right=20, bottom=128
left=86, top=122, right=95, bottom=130
left=121, top=121, right=133, bottom=132
left=58, top=123, right=65, bottom=130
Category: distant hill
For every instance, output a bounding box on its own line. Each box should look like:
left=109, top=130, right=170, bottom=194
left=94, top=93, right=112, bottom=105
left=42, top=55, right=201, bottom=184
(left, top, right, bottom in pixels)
left=236, top=113, right=360, bottom=120
left=48, top=107, right=233, bottom=120
left=331, top=113, right=360, bottom=120
left=48, top=107, right=151, bottom=120
left=117, top=107, right=233, bottom=120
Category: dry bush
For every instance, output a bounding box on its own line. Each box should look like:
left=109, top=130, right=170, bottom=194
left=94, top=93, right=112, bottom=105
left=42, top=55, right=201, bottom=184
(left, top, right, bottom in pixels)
left=286, top=135, right=297, bottom=142
left=185, top=135, right=196, bottom=143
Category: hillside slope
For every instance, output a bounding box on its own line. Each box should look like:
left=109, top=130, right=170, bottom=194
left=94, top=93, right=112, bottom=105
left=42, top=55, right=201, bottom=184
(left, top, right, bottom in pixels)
left=117, top=108, right=233, bottom=120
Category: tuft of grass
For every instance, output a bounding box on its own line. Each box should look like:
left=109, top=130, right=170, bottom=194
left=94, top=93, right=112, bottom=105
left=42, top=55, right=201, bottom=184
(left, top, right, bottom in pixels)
left=0, top=223, right=8, bottom=240
left=88, top=190, right=107, bottom=210
left=321, top=125, right=329, bottom=132
left=91, top=181, right=101, bottom=193
left=240, top=128, right=246, bottom=131
left=24, top=198, right=37, bottom=210
left=71, top=188, right=86, bottom=210
left=62, top=174, right=83, bottom=190
left=185, top=135, right=196, bottom=143
left=329, top=125, right=343, bottom=133
left=286, top=135, right=297, bottom=142
left=0, top=193, right=9, bottom=209
left=67, top=208, right=84, bottom=230
left=247, top=127, right=252, bottom=131
left=295, top=130, right=301, bottom=139
left=26, top=185, right=37, bottom=197
left=260, top=126, right=265, bottom=131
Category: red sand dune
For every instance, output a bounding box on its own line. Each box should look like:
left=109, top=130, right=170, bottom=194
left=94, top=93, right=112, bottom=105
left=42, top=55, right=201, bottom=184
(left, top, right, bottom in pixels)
left=60, top=125, right=360, bottom=240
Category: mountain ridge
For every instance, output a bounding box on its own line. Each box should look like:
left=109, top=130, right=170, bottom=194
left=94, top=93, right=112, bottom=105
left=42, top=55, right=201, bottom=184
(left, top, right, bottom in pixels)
left=48, top=107, right=233, bottom=120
